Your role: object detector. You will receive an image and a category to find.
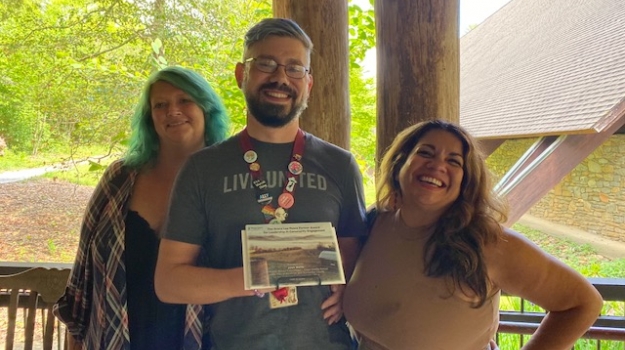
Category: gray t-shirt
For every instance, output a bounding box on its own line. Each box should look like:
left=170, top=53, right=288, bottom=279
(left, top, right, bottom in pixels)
left=164, top=131, right=367, bottom=350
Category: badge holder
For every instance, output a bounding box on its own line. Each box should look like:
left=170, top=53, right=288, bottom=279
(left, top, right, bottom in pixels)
left=276, top=275, right=322, bottom=288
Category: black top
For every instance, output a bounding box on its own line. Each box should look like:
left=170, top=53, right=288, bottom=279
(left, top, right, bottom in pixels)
left=125, top=210, right=185, bottom=350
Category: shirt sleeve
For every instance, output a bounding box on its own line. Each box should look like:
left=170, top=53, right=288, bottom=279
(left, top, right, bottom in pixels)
left=336, top=154, right=368, bottom=238
left=162, top=156, right=208, bottom=246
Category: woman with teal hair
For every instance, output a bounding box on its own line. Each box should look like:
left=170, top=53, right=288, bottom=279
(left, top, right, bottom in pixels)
left=125, top=66, right=229, bottom=168
left=55, top=66, right=229, bottom=350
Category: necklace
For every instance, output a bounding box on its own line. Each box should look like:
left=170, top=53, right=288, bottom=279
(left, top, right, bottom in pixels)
left=239, top=128, right=305, bottom=224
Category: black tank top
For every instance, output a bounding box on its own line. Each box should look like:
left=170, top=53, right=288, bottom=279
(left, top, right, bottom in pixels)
left=125, top=210, right=185, bottom=350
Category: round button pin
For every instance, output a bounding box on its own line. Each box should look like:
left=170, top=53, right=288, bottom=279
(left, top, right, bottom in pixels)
left=249, top=162, right=260, bottom=171
left=288, top=161, right=303, bottom=175
left=243, top=150, right=258, bottom=163
left=278, top=192, right=295, bottom=209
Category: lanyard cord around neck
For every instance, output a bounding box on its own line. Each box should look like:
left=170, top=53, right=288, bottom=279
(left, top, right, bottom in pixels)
left=239, top=128, right=305, bottom=224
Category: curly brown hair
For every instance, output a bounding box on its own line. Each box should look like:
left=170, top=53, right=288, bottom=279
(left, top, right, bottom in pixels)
left=376, top=119, right=508, bottom=307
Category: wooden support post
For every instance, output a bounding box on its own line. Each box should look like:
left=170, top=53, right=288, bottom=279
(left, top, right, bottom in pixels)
left=273, top=0, right=351, bottom=149
left=375, top=0, right=459, bottom=165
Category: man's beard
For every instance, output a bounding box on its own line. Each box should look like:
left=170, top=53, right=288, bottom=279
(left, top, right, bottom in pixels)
left=245, top=83, right=308, bottom=128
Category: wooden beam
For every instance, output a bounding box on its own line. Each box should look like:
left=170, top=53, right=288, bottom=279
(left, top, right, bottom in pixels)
left=375, top=0, right=459, bottom=167
left=495, top=136, right=558, bottom=195
left=273, top=0, right=351, bottom=149
left=479, top=139, right=505, bottom=157
left=499, top=113, right=625, bottom=226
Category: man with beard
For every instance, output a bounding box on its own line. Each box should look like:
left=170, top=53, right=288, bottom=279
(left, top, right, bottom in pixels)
left=155, top=18, right=367, bottom=350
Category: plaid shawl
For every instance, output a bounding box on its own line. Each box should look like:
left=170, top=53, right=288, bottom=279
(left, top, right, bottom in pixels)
left=53, top=160, right=205, bottom=350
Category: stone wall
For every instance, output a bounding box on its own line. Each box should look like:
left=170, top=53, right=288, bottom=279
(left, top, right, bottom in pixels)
left=485, top=135, right=625, bottom=242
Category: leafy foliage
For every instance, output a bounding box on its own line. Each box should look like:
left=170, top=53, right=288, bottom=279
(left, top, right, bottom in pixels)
left=347, top=1, right=377, bottom=180
left=348, top=1, right=376, bottom=68
left=0, top=0, right=378, bottom=174
left=0, top=0, right=273, bottom=154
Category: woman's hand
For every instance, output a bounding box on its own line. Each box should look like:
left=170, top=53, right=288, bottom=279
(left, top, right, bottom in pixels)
left=321, top=284, right=345, bottom=325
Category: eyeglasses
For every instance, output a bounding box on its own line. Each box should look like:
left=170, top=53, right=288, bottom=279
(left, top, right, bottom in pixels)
left=244, top=57, right=311, bottom=79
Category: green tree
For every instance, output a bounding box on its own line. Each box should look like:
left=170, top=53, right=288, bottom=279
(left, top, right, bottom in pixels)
left=0, top=0, right=271, bottom=154
left=1, top=0, right=377, bottom=171
left=347, top=0, right=377, bottom=178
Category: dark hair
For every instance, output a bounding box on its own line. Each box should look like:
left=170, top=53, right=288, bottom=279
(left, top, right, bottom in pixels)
left=376, top=119, right=508, bottom=307
left=124, top=66, right=229, bottom=168
left=243, top=18, right=313, bottom=60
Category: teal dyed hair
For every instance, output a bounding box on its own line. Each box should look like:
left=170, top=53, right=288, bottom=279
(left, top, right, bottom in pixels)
left=124, top=66, right=230, bottom=169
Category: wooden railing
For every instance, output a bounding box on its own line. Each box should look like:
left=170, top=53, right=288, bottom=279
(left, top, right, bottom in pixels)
left=497, top=278, right=625, bottom=348
left=1, top=262, right=624, bottom=349
left=0, top=262, right=73, bottom=276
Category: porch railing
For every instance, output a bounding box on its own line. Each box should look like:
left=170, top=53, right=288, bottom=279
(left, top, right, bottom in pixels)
left=1, top=262, right=624, bottom=349
left=497, top=277, right=625, bottom=348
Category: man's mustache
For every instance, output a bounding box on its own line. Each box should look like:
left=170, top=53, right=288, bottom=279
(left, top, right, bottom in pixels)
left=259, top=83, right=296, bottom=97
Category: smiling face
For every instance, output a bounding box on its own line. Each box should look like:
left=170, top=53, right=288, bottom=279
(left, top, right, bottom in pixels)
left=235, top=36, right=313, bottom=128
left=150, top=80, right=205, bottom=151
left=397, top=129, right=465, bottom=214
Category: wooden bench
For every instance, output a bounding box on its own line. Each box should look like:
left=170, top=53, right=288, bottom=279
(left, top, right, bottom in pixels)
left=0, top=267, right=70, bottom=350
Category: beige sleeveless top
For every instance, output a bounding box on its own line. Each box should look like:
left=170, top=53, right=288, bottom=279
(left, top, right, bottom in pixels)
left=344, top=211, right=499, bottom=350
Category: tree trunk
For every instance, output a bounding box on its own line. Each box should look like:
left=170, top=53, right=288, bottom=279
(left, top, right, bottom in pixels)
left=273, top=0, right=351, bottom=149
left=375, top=0, right=459, bottom=167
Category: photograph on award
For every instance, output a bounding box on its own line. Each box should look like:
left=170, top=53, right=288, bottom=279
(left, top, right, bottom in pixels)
left=242, top=222, right=346, bottom=290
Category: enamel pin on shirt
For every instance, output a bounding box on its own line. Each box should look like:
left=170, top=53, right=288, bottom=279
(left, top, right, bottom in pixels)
left=268, top=286, right=298, bottom=309
left=239, top=128, right=305, bottom=224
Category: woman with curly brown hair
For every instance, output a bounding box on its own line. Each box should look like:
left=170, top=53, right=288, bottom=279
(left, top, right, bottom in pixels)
left=343, top=119, right=602, bottom=350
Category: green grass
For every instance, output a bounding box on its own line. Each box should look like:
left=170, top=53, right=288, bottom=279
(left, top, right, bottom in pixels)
left=0, top=144, right=119, bottom=172
left=39, top=160, right=111, bottom=187
left=0, top=149, right=51, bottom=171
left=0, top=144, right=119, bottom=186
left=513, top=223, right=624, bottom=278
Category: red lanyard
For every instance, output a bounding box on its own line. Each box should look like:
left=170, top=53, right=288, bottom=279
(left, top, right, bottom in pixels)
left=239, top=128, right=305, bottom=224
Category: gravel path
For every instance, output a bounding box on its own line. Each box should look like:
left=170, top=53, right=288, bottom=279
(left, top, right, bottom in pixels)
left=0, top=178, right=94, bottom=263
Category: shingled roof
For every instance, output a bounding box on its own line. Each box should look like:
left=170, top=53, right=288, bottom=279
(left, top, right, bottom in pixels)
left=460, top=0, right=625, bottom=139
